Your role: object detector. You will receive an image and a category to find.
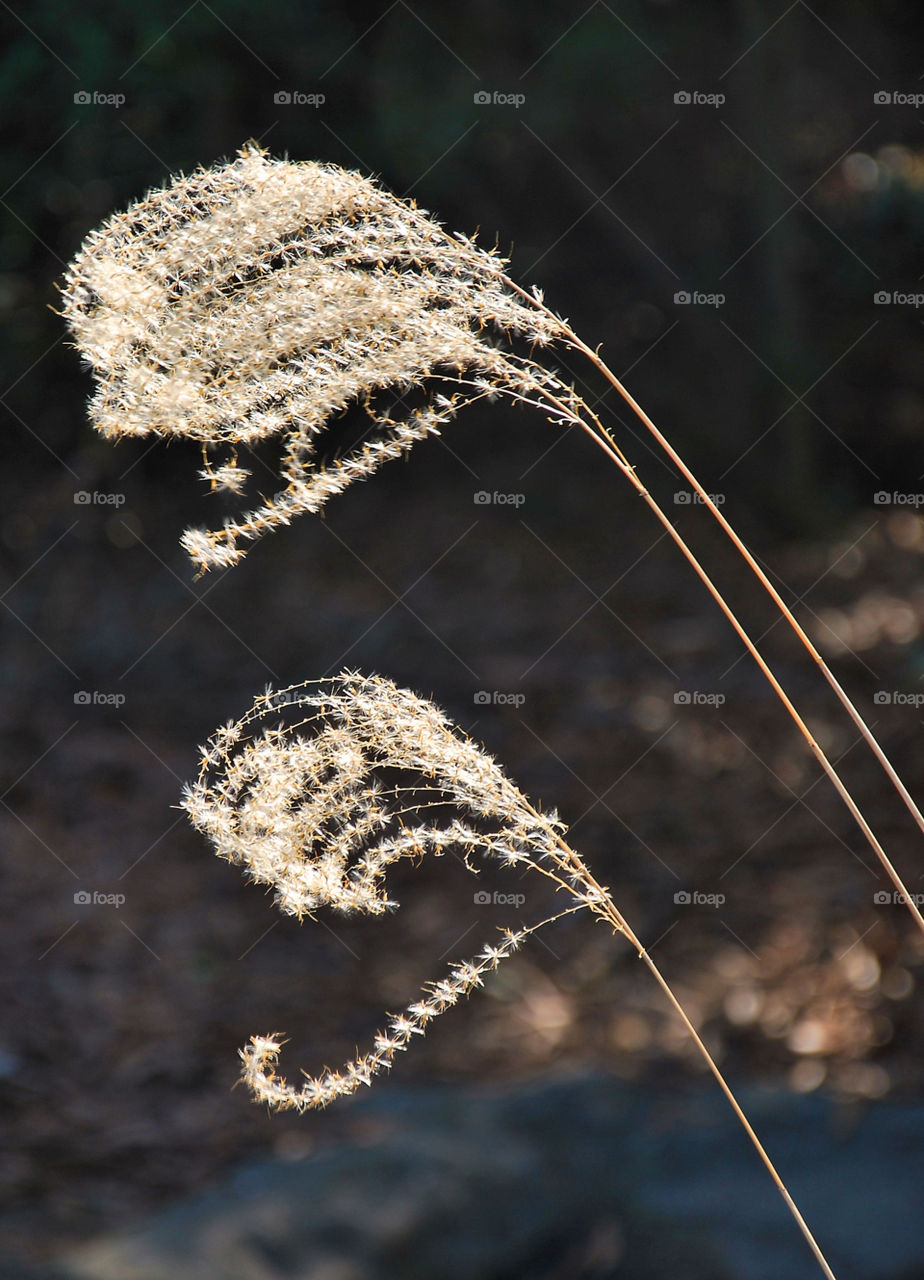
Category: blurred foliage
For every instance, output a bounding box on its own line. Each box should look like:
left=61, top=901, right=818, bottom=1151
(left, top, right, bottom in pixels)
left=2, top=0, right=924, bottom=535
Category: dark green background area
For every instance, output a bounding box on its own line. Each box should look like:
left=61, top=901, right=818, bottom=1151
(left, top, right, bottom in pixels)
left=2, top=0, right=924, bottom=534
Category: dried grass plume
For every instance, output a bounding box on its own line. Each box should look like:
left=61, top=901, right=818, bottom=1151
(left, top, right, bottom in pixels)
left=182, top=672, right=604, bottom=1111
left=62, top=144, right=571, bottom=572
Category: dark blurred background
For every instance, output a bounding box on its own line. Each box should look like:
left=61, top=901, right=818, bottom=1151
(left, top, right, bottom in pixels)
left=3, top=1, right=924, bottom=1274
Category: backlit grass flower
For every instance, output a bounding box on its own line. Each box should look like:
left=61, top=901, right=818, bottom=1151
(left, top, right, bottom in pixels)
left=182, top=673, right=581, bottom=1110
left=62, top=144, right=567, bottom=571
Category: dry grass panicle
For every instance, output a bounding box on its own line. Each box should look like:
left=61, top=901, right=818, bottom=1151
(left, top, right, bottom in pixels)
left=182, top=673, right=589, bottom=1112
left=61, top=144, right=566, bottom=571
left=182, top=673, right=572, bottom=921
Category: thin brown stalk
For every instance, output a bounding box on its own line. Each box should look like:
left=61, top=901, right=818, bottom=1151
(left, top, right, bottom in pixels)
left=524, top=377, right=924, bottom=936
left=507, top=273, right=924, bottom=854
left=532, top=815, right=838, bottom=1277
left=612, top=902, right=837, bottom=1280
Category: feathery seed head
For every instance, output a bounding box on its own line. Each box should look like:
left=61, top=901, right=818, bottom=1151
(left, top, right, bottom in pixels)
left=183, top=673, right=579, bottom=1110
left=63, top=145, right=566, bottom=572
left=183, top=673, right=561, bottom=920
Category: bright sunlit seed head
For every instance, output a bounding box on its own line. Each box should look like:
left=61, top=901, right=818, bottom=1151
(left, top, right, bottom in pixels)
left=63, top=144, right=569, bottom=572
left=183, top=673, right=578, bottom=1111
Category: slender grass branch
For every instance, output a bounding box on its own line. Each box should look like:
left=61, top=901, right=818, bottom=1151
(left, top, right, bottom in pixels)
left=507, top=274, right=924, bottom=846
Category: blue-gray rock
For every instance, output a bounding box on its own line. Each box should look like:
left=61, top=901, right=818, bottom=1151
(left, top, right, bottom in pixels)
left=56, top=1074, right=924, bottom=1280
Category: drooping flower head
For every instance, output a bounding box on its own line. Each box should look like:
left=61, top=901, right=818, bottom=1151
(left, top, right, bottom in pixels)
left=182, top=673, right=597, bottom=1110
left=63, top=145, right=568, bottom=571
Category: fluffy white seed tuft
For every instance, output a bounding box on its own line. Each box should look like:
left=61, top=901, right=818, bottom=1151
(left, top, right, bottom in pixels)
left=63, top=144, right=570, bottom=571
left=183, top=672, right=587, bottom=1110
